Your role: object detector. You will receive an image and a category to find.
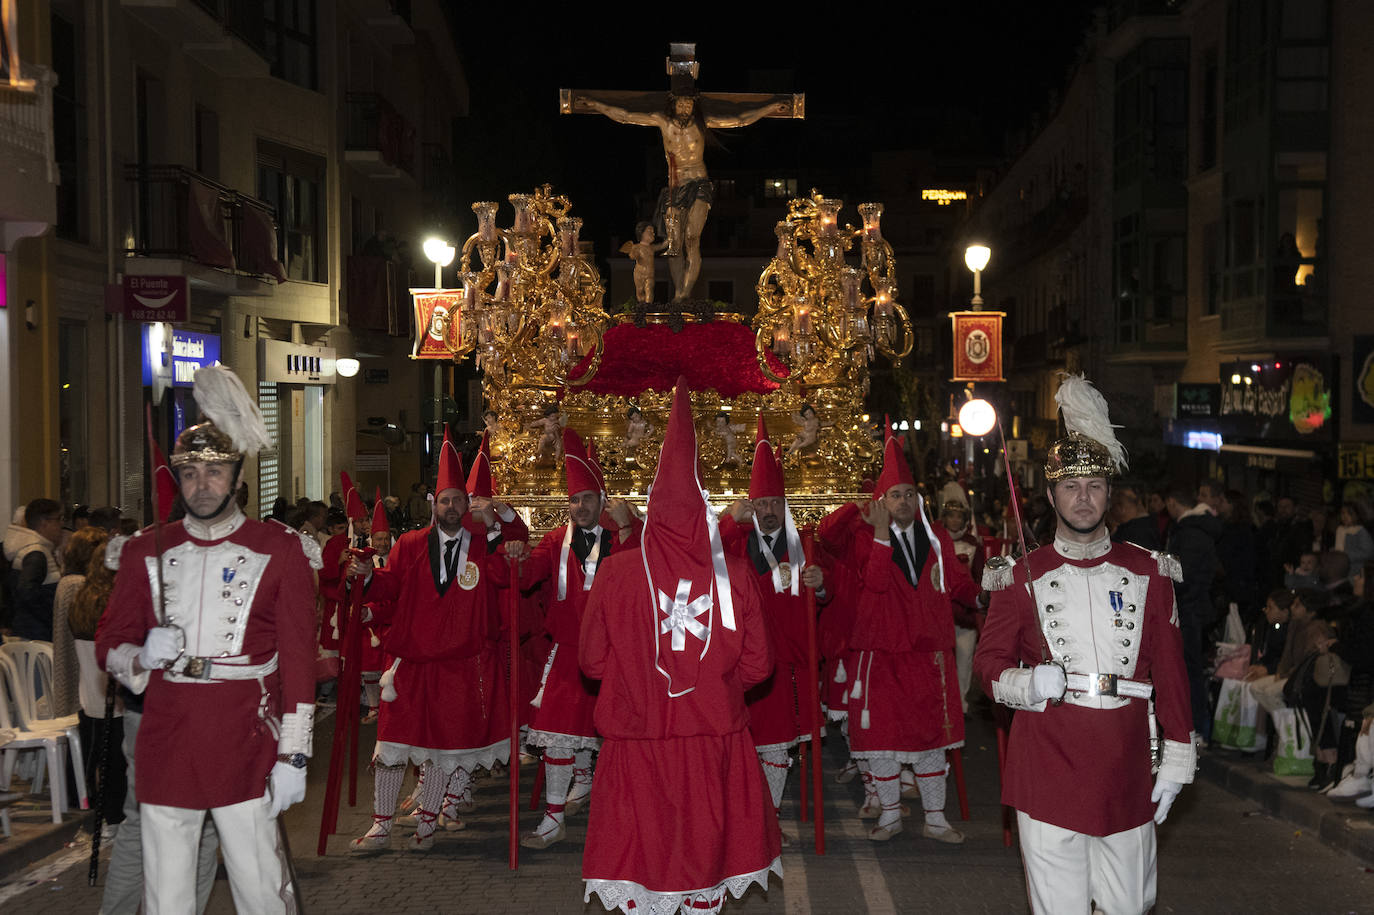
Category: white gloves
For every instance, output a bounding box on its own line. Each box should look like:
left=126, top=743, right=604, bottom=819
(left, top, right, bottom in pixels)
left=1151, top=776, right=1183, bottom=824
left=267, top=762, right=307, bottom=817
left=1028, top=664, right=1067, bottom=705
left=138, top=626, right=183, bottom=671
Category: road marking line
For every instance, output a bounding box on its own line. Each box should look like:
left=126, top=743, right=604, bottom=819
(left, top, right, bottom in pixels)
left=781, top=823, right=809, bottom=914
left=837, top=817, right=897, bottom=915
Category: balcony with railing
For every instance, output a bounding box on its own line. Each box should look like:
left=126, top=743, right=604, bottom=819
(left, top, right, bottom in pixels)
left=124, top=164, right=286, bottom=295
left=345, top=93, right=416, bottom=181
left=0, top=65, right=58, bottom=229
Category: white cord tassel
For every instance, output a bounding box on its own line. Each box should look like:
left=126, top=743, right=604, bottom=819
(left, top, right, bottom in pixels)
left=834, top=658, right=847, bottom=684
left=860, top=709, right=870, bottom=729
left=380, top=658, right=401, bottom=702
left=192, top=365, right=274, bottom=456
left=1054, top=373, right=1128, bottom=471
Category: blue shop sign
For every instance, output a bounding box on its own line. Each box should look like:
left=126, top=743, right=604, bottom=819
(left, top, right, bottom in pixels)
left=142, top=326, right=221, bottom=388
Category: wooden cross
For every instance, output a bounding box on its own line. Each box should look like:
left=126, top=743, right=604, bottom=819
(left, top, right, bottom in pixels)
left=559, top=42, right=804, bottom=122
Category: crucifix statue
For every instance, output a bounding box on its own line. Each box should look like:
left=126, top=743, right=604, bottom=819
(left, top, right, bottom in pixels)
left=561, top=43, right=804, bottom=303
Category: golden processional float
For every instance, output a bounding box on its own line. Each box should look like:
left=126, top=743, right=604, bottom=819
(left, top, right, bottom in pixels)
left=409, top=187, right=912, bottom=529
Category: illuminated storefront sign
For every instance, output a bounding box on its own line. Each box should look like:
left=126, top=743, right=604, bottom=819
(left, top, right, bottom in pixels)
left=142, top=326, right=221, bottom=388
left=921, top=189, right=968, bottom=205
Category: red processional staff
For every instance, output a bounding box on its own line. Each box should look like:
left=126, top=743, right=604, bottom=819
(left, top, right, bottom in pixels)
left=316, top=472, right=373, bottom=854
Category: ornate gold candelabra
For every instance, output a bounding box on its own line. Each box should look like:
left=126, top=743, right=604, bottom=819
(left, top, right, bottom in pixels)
left=755, top=190, right=912, bottom=391
left=455, top=185, right=608, bottom=388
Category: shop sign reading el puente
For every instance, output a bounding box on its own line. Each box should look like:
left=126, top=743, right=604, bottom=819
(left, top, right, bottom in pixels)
left=123, top=275, right=189, bottom=322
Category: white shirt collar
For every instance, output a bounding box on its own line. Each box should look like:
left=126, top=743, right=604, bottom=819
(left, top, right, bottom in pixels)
left=1053, top=529, right=1113, bottom=561
left=183, top=509, right=246, bottom=541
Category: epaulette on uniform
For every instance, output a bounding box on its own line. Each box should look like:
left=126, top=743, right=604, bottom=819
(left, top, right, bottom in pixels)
left=981, top=555, right=1016, bottom=591
left=104, top=525, right=150, bottom=570
left=272, top=518, right=324, bottom=570
left=1152, top=550, right=1183, bottom=583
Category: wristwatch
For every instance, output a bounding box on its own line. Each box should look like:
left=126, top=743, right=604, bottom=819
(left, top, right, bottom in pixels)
left=277, top=753, right=308, bottom=769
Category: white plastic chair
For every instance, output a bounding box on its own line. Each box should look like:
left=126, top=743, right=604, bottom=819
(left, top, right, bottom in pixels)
left=0, top=650, right=85, bottom=823
left=1, top=641, right=87, bottom=808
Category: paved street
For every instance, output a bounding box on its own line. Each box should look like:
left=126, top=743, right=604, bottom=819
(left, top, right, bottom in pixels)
left=4, top=707, right=1374, bottom=913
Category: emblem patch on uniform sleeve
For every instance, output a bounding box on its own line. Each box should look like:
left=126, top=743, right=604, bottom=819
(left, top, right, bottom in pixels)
left=222, top=568, right=237, bottom=584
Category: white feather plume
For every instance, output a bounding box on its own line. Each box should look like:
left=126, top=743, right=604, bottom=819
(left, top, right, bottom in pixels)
left=1054, top=372, right=1128, bottom=471
left=192, top=365, right=274, bottom=457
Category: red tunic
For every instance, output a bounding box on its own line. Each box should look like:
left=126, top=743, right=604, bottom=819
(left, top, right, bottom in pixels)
left=95, top=516, right=317, bottom=808
left=825, top=502, right=979, bottom=757
left=519, top=522, right=641, bottom=749
left=579, top=550, right=780, bottom=903
left=317, top=532, right=349, bottom=652
left=718, top=515, right=815, bottom=750
left=365, top=518, right=513, bottom=764
left=816, top=512, right=861, bottom=718
left=974, top=540, right=1192, bottom=836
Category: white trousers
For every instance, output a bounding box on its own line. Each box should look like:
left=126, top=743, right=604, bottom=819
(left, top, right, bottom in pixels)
left=142, top=795, right=297, bottom=915
left=954, top=624, right=978, bottom=712
left=1017, top=812, right=1156, bottom=915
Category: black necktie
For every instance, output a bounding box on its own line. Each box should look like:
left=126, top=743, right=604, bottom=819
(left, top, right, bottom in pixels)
left=901, top=530, right=917, bottom=585
left=444, top=538, right=458, bottom=583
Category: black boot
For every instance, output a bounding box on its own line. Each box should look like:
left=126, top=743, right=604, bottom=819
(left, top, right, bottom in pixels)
left=1308, top=761, right=1332, bottom=790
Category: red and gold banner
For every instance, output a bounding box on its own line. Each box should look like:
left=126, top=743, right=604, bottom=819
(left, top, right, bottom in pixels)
left=411, top=289, right=462, bottom=359
left=949, top=311, right=1005, bottom=382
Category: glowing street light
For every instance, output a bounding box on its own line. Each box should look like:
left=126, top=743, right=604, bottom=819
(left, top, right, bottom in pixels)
left=423, top=236, right=456, bottom=289
left=958, top=398, right=997, bottom=437
left=964, top=244, right=991, bottom=308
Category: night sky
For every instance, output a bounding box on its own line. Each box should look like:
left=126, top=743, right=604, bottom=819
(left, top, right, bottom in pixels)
left=447, top=4, right=1099, bottom=243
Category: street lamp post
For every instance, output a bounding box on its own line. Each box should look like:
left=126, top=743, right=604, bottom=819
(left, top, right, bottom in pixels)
left=422, top=236, right=457, bottom=289
left=964, top=244, right=991, bottom=309
left=421, top=237, right=457, bottom=463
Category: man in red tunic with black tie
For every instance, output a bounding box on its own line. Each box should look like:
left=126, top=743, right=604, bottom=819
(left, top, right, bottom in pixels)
left=720, top=418, right=828, bottom=843
left=581, top=379, right=780, bottom=915
left=517, top=427, right=640, bottom=849
left=819, top=429, right=979, bottom=843
left=974, top=375, right=1194, bottom=914
left=347, top=425, right=527, bottom=852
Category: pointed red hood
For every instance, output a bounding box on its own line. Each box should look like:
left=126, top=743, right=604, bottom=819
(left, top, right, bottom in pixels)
left=370, top=486, right=389, bottom=534
left=642, top=377, right=736, bottom=697
left=341, top=470, right=367, bottom=521
left=436, top=424, right=464, bottom=495
left=873, top=415, right=915, bottom=498
left=564, top=427, right=604, bottom=498
left=466, top=430, right=494, bottom=498
left=748, top=416, right=784, bottom=500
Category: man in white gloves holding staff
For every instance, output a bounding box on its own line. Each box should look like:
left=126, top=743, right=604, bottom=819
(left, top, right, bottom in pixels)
left=98, top=365, right=319, bottom=914
left=974, top=374, right=1195, bottom=915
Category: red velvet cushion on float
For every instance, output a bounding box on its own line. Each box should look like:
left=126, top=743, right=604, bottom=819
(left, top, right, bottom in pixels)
left=568, top=322, right=789, bottom=398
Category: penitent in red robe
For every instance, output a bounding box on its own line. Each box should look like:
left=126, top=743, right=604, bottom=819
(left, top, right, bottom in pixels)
left=579, top=550, right=780, bottom=910
left=364, top=516, right=516, bottom=770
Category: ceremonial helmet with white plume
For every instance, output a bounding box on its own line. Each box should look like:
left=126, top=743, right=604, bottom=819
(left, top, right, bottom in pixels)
left=171, top=364, right=274, bottom=469
left=1044, top=373, right=1127, bottom=482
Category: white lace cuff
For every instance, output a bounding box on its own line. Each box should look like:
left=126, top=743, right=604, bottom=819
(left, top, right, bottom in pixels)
left=991, top=667, right=1049, bottom=712
left=278, top=703, right=315, bottom=757
left=106, top=642, right=150, bottom=694
left=1157, top=736, right=1196, bottom=784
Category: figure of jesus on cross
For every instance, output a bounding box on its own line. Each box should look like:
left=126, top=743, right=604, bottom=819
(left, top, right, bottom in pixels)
left=562, top=43, right=804, bottom=303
